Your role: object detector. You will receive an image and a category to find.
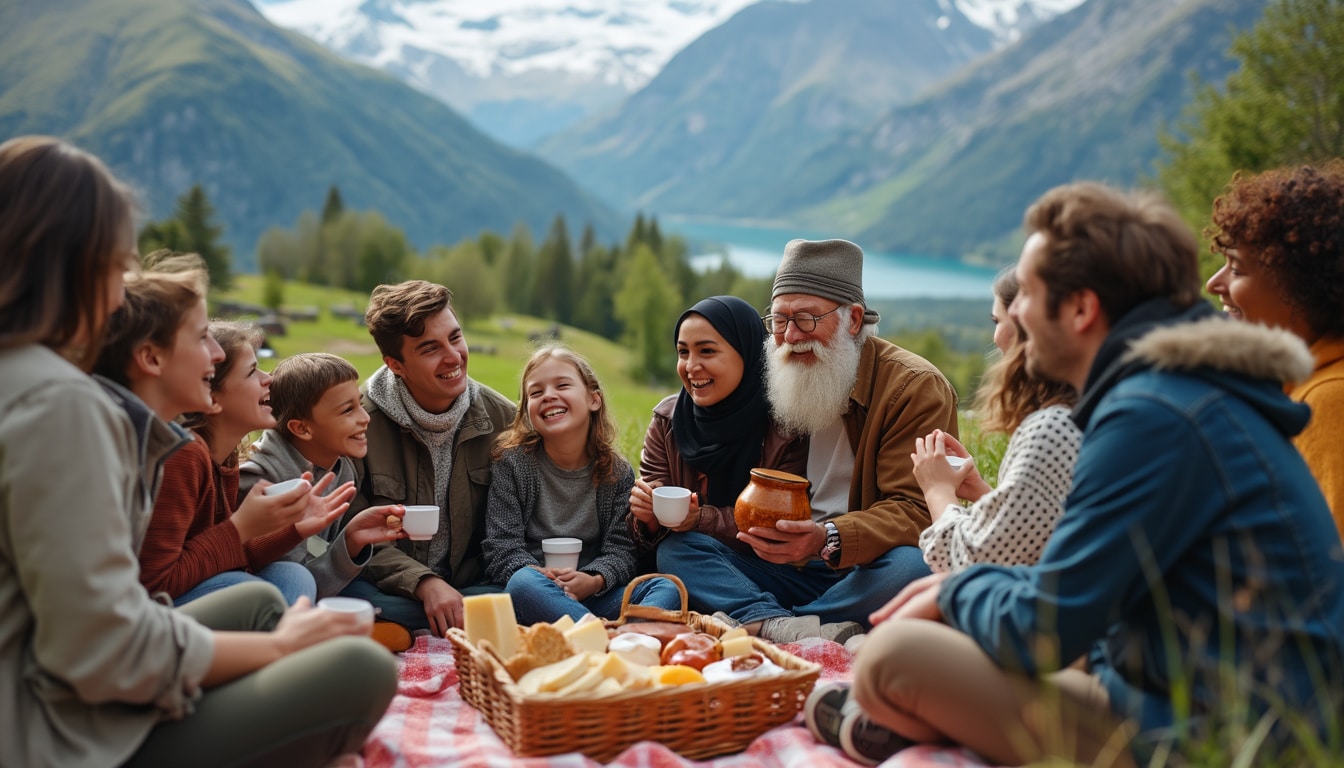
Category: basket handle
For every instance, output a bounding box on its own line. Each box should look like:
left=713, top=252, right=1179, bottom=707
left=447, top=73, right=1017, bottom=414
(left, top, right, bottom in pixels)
left=608, top=572, right=690, bottom=627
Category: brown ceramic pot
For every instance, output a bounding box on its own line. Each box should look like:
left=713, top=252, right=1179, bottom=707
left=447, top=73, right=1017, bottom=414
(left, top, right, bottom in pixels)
left=734, top=468, right=811, bottom=532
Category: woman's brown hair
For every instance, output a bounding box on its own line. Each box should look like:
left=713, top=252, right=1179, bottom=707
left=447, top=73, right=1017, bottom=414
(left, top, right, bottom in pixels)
left=973, top=269, right=1077, bottom=434
left=0, top=136, right=138, bottom=370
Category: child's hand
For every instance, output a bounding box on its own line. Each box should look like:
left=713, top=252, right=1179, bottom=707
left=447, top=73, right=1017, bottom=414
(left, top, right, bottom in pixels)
left=554, top=569, right=602, bottom=602
left=294, top=473, right=355, bottom=538
left=629, top=478, right=659, bottom=527
left=343, top=504, right=407, bottom=559
left=234, top=480, right=312, bottom=542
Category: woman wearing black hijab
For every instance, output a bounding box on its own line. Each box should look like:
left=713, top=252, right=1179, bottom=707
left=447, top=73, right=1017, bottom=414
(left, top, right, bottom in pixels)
left=628, top=296, right=807, bottom=559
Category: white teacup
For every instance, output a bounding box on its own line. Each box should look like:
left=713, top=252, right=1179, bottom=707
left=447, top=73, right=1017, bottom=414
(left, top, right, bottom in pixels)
left=541, top=537, right=582, bottom=570
left=263, top=477, right=309, bottom=496
left=317, top=596, right=375, bottom=631
left=945, top=455, right=970, bottom=469
left=402, top=505, right=439, bottom=541
left=652, top=486, right=692, bottom=527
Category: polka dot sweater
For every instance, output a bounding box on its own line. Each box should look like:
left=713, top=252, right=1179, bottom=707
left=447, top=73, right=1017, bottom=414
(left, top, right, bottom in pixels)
left=920, top=404, right=1081, bottom=573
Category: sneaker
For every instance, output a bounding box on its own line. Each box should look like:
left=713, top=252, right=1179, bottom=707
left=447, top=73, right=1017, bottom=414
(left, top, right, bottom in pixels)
left=760, top=614, right=864, bottom=644
left=843, top=632, right=867, bottom=655
left=804, top=681, right=852, bottom=747
left=710, top=611, right=741, bottom=630
left=370, top=620, right=413, bottom=653
left=838, top=707, right=912, bottom=765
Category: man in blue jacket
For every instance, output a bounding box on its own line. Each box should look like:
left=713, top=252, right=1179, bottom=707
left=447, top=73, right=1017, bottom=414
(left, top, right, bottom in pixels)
left=848, top=182, right=1344, bottom=766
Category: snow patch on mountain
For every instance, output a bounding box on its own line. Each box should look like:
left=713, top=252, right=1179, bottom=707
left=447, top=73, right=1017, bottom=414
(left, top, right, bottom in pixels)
left=257, top=0, right=760, bottom=90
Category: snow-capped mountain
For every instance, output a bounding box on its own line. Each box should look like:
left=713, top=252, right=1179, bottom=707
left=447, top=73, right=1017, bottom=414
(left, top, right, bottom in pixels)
left=254, top=0, right=1085, bottom=146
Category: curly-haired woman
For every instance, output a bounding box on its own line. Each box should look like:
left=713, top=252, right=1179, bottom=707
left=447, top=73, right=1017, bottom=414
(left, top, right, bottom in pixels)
left=1205, top=161, right=1344, bottom=541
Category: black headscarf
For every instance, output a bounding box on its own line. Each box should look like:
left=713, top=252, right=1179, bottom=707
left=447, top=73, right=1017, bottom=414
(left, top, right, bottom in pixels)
left=670, top=296, right=771, bottom=506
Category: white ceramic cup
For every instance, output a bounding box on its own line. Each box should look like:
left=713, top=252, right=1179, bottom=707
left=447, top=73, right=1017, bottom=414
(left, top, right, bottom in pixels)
left=652, top=486, right=692, bottom=527
left=263, top=477, right=309, bottom=496
left=541, top=537, right=582, bottom=570
left=317, top=596, right=375, bottom=630
left=402, top=505, right=440, bottom=541
left=945, top=455, right=970, bottom=469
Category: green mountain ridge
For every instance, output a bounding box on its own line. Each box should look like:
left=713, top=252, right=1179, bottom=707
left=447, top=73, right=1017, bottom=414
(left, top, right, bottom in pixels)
left=0, top=0, right=622, bottom=270
left=538, top=0, right=1270, bottom=264
left=817, top=0, right=1272, bottom=262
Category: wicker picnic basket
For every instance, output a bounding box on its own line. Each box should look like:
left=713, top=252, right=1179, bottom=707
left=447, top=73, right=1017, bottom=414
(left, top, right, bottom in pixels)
left=448, top=573, right=822, bottom=761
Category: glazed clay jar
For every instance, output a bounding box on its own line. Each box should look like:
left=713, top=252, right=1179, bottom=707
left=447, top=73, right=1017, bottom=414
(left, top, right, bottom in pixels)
left=734, top=468, right=812, bottom=532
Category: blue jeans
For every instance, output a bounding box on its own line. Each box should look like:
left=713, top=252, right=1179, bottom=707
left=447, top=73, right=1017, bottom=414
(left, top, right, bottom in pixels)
left=505, top=567, right=684, bottom=625
left=174, top=562, right=317, bottom=607
left=656, top=531, right=930, bottom=628
left=339, top=577, right=503, bottom=632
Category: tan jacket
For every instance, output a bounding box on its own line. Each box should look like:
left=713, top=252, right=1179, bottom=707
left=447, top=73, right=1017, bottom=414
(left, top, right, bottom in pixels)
left=833, top=335, right=960, bottom=567
left=1291, top=335, right=1344, bottom=541
left=353, top=381, right=515, bottom=596
left=0, top=346, right=214, bottom=767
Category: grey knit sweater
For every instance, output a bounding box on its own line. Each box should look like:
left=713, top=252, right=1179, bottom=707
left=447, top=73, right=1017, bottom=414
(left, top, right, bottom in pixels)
left=482, top=445, right=638, bottom=596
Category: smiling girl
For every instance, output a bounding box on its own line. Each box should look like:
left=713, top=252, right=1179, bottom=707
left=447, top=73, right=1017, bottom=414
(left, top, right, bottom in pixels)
left=139, top=321, right=356, bottom=605
left=482, top=346, right=681, bottom=623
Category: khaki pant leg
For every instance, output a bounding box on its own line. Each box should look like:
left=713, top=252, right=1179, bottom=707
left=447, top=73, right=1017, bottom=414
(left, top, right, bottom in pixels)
left=174, top=581, right=287, bottom=632
left=853, top=618, right=1136, bottom=768
left=127, top=637, right=398, bottom=767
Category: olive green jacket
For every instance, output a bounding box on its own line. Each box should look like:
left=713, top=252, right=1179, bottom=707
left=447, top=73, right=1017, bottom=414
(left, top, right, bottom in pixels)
left=352, top=379, right=515, bottom=597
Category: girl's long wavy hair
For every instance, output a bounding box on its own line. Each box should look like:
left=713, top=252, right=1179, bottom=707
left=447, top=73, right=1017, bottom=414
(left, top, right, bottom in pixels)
left=974, top=268, right=1077, bottom=433
left=493, top=345, right=620, bottom=487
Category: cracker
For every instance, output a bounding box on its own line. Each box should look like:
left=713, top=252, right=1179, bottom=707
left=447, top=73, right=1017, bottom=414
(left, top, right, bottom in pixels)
left=522, top=622, right=573, bottom=666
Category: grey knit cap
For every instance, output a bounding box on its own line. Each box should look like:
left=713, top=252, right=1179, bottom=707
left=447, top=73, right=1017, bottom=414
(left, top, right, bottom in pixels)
left=771, top=238, right=879, bottom=326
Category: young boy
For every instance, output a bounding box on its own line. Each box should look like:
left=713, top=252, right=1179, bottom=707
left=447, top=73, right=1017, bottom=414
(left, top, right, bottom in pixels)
left=239, top=352, right=411, bottom=650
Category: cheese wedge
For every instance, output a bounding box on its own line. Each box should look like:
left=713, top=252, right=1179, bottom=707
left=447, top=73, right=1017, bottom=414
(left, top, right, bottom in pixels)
left=564, top=618, right=609, bottom=654
left=463, top=593, right=519, bottom=660
left=550, top=614, right=576, bottom=632
left=721, top=635, right=755, bottom=658
left=517, top=653, right=590, bottom=694
left=555, top=665, right=605, bottom=696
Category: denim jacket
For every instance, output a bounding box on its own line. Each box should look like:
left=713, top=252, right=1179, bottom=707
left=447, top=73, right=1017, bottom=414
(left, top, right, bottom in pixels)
left=941, top=301, right=1344, bottom=750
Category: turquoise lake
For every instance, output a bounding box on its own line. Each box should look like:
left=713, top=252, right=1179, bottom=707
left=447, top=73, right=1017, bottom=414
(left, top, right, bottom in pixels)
left=667, top=219, right=1000, bottom=300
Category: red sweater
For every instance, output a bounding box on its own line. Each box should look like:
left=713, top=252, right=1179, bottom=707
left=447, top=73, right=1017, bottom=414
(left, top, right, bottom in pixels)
left=139, top=438, right=301, bottom=598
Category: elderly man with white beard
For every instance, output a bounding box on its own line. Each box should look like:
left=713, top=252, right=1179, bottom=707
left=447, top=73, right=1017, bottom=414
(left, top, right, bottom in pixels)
left=656, top=238, right=959, bottom=643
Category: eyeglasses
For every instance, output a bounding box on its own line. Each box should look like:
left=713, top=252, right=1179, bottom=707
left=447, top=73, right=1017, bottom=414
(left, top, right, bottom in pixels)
left=761, top=306, right=841, bottom=334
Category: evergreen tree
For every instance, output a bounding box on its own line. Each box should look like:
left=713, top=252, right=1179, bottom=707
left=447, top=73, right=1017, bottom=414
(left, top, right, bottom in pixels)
left=478, top=231, right=505, bottom=266
left=435, top=242, right=498, bottom=322
left=321, top=185, right=345, bottom=224
left=573, top=244, right=619, bottom=339
left=139, top=185, right=232, bottom=290
left=532, top=215, right=575, bottom=323
left=1158, top=0, right=1344, bottom=276
left=262, top=269, right=285, bottom=312
left=497, top=222, right=536, bottom=314
left=614, top=244, right=681, bottom=384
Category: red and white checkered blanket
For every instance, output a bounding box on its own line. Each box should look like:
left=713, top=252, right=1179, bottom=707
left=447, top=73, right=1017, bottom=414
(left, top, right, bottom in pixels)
left=362, top=636, right=994, bottom=768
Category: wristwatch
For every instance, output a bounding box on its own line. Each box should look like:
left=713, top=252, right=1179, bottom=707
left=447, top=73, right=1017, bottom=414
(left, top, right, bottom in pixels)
left=819, top=521, right=841, bottom=567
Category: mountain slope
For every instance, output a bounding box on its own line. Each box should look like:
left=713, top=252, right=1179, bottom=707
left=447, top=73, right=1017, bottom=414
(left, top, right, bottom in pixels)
left=537, top=0, right=999, bottom=215
left=0, top=0, right=620, bottom=268
left=794, top=0, right=1271, bottom=260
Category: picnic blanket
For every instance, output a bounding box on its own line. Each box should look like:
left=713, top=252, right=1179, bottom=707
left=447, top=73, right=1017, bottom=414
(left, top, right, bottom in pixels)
left=362, top=636, right=995, bottom=768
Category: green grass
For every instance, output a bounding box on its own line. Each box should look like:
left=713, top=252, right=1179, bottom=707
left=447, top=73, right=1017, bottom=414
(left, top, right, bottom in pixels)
left=214, top=276, right=675, bottom=460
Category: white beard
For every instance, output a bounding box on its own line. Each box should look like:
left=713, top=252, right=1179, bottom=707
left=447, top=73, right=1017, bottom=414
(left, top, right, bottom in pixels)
left=764, top=328, right=863, bottom=436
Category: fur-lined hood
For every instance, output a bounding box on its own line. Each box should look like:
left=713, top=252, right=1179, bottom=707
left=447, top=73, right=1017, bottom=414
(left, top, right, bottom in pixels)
left=1123, top=316, right=1315, bottom=385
